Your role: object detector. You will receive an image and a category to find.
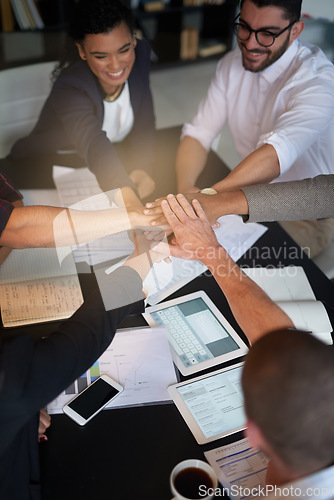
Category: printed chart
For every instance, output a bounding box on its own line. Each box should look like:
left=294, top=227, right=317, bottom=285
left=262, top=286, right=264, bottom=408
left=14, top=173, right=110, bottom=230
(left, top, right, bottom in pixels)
left=47, top=327, right=177, bottom=414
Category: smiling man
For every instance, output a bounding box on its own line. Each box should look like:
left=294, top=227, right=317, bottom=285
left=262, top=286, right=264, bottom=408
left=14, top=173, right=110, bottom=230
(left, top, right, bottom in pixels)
left=173, top=0, right=334, bottom=258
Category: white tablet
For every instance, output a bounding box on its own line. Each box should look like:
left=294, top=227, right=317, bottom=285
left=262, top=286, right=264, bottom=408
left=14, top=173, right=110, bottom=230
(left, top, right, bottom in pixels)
left=143, top=291, right=248, bottom=376
left=168, top=362, right=246, bottom=444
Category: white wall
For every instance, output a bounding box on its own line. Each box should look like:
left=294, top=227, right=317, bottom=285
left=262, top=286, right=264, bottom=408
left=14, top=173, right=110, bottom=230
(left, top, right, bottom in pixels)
left=301, top=0, right=334, bottom=21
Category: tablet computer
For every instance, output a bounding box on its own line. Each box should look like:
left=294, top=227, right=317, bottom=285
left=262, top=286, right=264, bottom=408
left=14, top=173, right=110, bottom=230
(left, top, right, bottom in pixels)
left=168, top=362, right=246, bottom=444
left=143, top=291, right=248, bottom=376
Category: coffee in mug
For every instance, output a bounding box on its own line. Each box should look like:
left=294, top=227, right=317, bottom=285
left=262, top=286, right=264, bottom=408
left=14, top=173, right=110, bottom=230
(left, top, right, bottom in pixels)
left=170, top=459, right=218, bottom=500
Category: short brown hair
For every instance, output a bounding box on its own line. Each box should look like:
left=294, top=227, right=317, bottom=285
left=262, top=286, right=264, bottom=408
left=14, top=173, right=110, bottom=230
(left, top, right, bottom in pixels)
left=242, top=329, right=334, bottom=473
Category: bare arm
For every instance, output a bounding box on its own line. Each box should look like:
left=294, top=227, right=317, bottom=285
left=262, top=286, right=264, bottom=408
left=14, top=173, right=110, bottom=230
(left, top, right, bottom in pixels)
left=129, top=170, right=156, bottom=200
left=145, top=141, right=278, bottom=227
left=175, top=136, right=208, bottom=193
left=205, top=249, right=294, bottom=344
left=182, top=190, right=249, bottom=225
left=0, top=199, right=24, bottom=264
left=144, top=190, right=249, bottom=229
left=122, top=232, right=168, bottom=283
left=0, top=204, right=158, bottom=250
left=212, top=144, right=280, bottom=192
left=114, top=185, right=143, bottom=209
left=154, top=194, right=293, bottom=345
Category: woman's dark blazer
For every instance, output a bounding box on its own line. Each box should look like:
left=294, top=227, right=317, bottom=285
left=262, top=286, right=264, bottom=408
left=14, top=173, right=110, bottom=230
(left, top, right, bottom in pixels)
left=10, top=39, right=156, bottom=192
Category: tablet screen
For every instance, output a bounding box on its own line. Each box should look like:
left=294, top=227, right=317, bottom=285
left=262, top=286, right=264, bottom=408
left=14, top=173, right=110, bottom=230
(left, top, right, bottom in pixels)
left=143, top=291, right=248, bottom=375
left=168, top=362, right=246, bottom=444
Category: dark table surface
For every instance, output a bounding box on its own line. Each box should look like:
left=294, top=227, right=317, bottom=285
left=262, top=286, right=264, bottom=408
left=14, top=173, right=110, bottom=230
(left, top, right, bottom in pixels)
left=39, top=224, right=334, bottom=500
left=2, top=126, right=334, bottom=500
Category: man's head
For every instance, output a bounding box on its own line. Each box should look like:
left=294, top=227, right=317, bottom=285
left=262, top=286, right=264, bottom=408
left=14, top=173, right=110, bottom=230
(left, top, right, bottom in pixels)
left=236, top=0, right=304, bottom=72
left=242, top=329, right=334, bottom=476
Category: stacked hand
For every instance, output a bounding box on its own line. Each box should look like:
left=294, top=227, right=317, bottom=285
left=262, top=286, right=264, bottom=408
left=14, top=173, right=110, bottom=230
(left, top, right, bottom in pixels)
left=129, top=169, right=156, bottom=200
left=150, top=194, right=222, bottom=265
left=143, top=192, right=220, bottom=241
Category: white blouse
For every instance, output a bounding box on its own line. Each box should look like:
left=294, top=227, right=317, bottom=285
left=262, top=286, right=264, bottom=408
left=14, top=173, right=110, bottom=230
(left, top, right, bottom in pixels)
left=102, top=81, right=134, bottom=143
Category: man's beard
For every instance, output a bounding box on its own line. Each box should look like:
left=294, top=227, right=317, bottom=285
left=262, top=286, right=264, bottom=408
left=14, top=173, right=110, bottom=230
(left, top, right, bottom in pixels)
left=239, top=33, right=291, bottom=73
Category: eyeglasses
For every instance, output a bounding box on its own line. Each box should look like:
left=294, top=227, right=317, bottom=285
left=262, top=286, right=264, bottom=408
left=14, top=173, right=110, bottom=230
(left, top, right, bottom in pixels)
left=233, top=14, right=297, bottom=48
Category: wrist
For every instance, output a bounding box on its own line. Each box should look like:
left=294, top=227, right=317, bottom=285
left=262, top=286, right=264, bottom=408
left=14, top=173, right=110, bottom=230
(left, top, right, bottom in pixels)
left=206, top=191, right=249, bottom=220
left=197, top=244, right=225, bottom=267
left=128, top=207, right=142, bottom=227
left=200, top=246, right=236, bottom=275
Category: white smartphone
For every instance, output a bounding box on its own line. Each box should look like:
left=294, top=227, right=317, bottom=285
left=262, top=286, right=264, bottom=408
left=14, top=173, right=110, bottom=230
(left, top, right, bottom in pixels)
left=62, top=374, right=123, bottom=426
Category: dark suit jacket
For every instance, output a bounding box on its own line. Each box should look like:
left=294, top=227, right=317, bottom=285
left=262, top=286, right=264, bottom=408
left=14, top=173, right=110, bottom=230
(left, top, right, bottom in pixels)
left=10, top=39, right=156, bottom=192
left=0, top=267, right=144, bottom=499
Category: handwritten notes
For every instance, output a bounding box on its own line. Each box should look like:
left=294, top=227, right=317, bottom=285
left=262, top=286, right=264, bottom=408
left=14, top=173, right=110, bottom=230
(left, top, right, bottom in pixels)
left=0, top=248, right=83, bottom=327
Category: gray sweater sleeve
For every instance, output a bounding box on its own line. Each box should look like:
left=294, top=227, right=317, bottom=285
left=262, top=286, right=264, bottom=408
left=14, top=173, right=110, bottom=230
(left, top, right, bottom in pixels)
left=241, top=175, right=334, bottom=223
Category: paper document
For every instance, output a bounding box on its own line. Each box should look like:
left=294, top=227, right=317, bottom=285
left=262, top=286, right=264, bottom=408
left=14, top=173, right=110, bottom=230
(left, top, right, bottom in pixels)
left=205, top=437, right=268, bottom=500
left=0, top=248, right=83, bottom=327
left=19, top=189, right=61, bottom=207
left=243, top=266, right=333, bottom=344
left=47, top=327, right=178, bottom=414
left=214, top=215, right=267, bottom=263
left=144, top=257, right=207, bottom=305
left=52, top=165, right=134, bottom=265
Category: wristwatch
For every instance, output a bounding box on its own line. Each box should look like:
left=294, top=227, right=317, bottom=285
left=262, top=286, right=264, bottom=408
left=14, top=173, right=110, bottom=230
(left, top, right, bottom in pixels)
left=200, top=188, right=218, bottom=195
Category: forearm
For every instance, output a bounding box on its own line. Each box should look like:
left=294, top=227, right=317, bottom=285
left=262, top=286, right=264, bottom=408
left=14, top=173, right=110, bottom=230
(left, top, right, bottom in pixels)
left=123, top=250, right=155, bottom=283
left=157, top=194, right=293, bottom=344
left=201, top=249, right=294, bottom=345
left=176, top=136, right=208, bottom=192
left=114, top=186, right=143, bottom=209
left=212, top=144, right=280, bottom=192
left=122, top=229, right=167, bottom=282
left=0, top=205, right=142, bottom=249
left=184, top=190, right=249, bottom=225
left=0, top=246, right=12, bottom=265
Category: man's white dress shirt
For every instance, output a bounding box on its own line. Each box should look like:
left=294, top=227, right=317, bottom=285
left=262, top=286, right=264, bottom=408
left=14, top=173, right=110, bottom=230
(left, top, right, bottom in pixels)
left=182, top=40, right=334, bottom=182
left=266, top=465, right=334, bottom=500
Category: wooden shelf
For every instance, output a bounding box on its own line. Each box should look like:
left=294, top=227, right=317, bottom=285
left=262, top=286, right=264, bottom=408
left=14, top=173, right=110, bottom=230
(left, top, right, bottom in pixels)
left=0, top=0, right=238, bottom=69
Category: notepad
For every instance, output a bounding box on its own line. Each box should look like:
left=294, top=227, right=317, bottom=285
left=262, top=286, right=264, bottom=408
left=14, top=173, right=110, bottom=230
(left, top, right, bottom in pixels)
left=242, top=266, right=333, bottom=345
left=0, top=247, right=83, bottom=327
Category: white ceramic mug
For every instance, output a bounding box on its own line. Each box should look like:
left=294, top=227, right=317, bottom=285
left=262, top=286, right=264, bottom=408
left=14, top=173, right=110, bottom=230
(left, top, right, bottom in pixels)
left=170, top=459, right=218, bottom=500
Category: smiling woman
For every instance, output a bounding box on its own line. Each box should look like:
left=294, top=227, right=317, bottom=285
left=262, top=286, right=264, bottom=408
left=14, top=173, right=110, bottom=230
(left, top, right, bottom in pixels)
left=3, top=0, right=156, bottom=203
left=75, top=25, right=137, bottom=98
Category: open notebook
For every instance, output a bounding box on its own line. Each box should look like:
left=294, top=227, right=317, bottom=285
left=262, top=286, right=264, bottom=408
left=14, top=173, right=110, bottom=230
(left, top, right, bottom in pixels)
left=243, top=266, right=333, bottom=345
left=0, top=247, right=83, bottom=327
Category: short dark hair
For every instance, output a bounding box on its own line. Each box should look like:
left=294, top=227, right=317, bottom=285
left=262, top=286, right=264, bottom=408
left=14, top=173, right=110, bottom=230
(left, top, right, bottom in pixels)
left=68, top=0, right=135, bottom=42
left=52, top=0, right=136, bottom=79
left=239, top=0, right=302, bottom=22
left=242, top=329, right=334, bottom=474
